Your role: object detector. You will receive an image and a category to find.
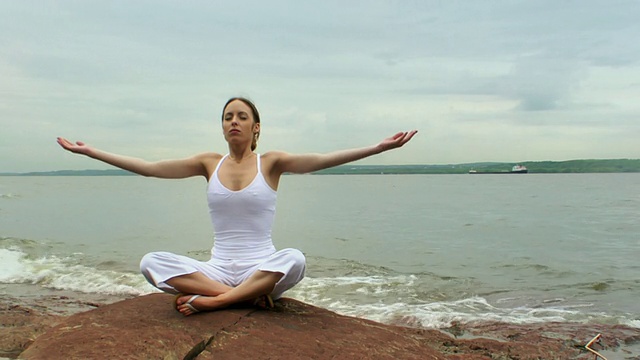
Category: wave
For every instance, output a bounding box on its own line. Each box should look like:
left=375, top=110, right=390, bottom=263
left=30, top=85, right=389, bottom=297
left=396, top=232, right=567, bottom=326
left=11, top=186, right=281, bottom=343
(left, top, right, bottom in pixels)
left=1, top=246, right=637, bottom=329
left=286, top=275, right=640, bottom=329
left=0, top=247, right=157, bottom=296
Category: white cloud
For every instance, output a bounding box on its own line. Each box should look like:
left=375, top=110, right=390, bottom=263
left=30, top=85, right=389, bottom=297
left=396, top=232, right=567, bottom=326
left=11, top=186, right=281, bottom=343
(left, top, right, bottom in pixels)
left=1, top=1, right=639, bottom=172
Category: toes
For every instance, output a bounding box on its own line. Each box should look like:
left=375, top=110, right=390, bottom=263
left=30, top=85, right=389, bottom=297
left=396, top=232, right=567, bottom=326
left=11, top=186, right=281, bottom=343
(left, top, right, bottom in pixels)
left=175, top=294, right=188, bottom=307
left=177, top=305, right=192, bottom=316
left=254, top=295, right=274, bottom=309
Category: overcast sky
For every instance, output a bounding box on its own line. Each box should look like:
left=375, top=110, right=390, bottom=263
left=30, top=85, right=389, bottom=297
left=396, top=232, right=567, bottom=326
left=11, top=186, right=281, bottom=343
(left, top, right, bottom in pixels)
left=1, top=1, right=639, bottom=172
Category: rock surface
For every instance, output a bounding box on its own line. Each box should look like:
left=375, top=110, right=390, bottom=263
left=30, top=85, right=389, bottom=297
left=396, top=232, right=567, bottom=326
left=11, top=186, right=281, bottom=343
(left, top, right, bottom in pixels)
left=3, top=293, right=639, bottom=359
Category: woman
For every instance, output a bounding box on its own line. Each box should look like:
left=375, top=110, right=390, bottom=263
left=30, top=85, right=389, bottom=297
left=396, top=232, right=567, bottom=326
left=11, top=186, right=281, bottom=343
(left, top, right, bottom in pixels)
left=57, top=97, right=417, bottom=316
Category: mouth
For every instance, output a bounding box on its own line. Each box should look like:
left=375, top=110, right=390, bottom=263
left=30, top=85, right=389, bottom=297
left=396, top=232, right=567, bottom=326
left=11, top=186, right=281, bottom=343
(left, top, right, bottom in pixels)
left=229, top=129, right=240, bottom=134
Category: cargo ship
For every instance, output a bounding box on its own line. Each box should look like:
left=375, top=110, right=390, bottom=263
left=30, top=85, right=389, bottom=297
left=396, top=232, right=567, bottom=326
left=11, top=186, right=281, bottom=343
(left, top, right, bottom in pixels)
left=469, top=165, right=528, bottom=174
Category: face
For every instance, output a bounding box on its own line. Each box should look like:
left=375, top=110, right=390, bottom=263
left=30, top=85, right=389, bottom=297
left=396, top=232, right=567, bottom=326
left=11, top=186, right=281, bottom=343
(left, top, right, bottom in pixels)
left=222, top=100, right=260, bottom=145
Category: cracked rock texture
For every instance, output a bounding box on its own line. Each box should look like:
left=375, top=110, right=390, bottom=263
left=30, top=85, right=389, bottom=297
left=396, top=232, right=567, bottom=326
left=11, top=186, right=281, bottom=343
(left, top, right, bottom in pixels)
left=4, top=293, right=640, bottom=359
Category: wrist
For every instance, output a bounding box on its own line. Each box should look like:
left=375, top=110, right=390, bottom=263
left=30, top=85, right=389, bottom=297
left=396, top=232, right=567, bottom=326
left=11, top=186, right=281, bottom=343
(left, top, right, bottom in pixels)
left=84, top=147, right=99, bottom=159
left=372, top=143, right=385, bottom=155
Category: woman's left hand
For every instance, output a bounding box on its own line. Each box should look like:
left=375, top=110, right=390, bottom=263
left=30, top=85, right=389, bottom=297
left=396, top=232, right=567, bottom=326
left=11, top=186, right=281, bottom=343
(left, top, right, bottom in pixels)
left=377, top=130, right=418, bottom=152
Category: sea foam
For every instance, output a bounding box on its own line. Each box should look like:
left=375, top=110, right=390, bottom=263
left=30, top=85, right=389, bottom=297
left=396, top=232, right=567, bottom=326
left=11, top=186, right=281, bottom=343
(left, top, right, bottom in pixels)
left=0, top=248, right=156, bottom=296
left=2, top=247, right=637, bottom=329
left=286, top=276, right=637, bottom=329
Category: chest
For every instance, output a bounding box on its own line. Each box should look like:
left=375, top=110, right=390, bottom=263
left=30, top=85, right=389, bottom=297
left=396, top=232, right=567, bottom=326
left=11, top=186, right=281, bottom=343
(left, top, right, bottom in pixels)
left=217, top=158, right=258, bottom=191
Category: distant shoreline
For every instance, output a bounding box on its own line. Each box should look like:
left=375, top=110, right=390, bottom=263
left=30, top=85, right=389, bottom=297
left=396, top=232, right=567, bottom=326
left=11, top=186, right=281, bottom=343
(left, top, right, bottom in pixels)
left=2, top=159, right=639, bottom=176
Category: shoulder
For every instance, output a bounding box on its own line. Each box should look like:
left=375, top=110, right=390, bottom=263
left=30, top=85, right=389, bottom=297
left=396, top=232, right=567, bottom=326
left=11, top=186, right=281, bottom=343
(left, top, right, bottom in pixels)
left=259, top=151, right=292, bottom=190
left=193, top=152, right=224, bottom=178
left=194, top=152, right=223, bottom=162
left=261, top=150, right=288, bottom=161
left=187, top=152, right=223, bottom=167
left=260, top=151, right=293, bottom=168
left=260, top=151, right=292, bottom=177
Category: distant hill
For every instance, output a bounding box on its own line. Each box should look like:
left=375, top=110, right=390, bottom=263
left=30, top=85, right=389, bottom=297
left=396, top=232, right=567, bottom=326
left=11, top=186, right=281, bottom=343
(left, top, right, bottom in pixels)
left=518, top=159, right=640, bottom=173
left=0, top=169, right=136, bottom=176
left=2, top=159, right=639, bottom=176
left=311, top=159, right=640, bottom=174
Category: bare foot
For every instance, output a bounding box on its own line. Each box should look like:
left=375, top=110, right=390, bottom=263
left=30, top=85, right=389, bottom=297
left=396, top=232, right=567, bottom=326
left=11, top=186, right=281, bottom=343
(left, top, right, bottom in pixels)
left=254, top=294, right=275, bottom=309
left=175, top=294, right=221, bottom=316
left=174, top=294, right=275, bottom=316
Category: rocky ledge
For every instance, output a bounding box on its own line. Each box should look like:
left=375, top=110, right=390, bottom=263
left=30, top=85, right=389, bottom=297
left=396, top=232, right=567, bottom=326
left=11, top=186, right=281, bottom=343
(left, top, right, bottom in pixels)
left=2, top=293, right=639, bottom=359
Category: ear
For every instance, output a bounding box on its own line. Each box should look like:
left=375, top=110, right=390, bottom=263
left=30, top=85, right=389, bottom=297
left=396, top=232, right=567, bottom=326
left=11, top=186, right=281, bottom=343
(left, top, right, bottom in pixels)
left=253, top=122, right=261, bottom=133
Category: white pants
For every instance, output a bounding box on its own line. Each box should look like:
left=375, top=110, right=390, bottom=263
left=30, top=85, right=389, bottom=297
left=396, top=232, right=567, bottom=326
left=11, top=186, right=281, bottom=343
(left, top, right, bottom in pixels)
left=139, top=248, right=306, bottom=300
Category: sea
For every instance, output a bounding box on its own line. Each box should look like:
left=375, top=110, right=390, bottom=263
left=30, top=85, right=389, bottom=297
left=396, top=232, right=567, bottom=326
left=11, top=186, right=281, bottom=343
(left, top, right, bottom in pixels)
left=1, top=173, right=639, bottom=330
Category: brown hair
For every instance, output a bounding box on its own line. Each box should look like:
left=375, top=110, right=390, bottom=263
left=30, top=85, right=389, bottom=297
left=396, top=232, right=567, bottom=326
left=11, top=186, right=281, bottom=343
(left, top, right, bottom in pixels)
left=222, top=97, right=261, bottom=151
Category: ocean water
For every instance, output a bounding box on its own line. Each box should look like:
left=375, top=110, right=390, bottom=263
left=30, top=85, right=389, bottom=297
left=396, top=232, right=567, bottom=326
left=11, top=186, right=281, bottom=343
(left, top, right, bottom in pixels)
left=1, top=174, right=638, bottom=329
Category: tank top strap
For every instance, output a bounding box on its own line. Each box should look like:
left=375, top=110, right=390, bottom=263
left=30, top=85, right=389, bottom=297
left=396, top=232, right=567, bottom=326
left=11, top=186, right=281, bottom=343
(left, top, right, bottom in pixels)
left=213, top=154, right=229, bottom=179
left=256, top=153, right=261, bottom=173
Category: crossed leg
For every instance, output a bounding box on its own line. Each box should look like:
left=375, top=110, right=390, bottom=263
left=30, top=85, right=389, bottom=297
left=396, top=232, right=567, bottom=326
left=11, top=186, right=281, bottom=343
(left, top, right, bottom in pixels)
left=165, top=271, right=232, bottom=297
left=140, top=249, right=305, bottom=316
left=170, top=270, right=284, bottom=316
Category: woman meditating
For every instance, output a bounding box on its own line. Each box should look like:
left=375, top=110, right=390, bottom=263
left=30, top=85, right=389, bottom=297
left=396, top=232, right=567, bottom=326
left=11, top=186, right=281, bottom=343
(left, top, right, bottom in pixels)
left=57, top=97, right=417, bottom=316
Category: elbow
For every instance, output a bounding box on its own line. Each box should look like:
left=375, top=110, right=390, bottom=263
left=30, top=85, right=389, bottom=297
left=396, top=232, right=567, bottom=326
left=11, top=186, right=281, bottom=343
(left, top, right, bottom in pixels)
left=132, top=166, right=158, bottom=178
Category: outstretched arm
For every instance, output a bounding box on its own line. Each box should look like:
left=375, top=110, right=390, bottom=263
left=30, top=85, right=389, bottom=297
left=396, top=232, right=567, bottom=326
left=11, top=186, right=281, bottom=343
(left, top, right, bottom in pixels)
left=272, top=130, right=417, bottom=175
left=56, top=137, right=211, bottom=179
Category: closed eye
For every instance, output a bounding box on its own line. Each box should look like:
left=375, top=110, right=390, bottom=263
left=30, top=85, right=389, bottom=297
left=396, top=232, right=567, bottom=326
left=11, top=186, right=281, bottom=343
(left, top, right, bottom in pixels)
left=224, top=112, right=250, bottom=121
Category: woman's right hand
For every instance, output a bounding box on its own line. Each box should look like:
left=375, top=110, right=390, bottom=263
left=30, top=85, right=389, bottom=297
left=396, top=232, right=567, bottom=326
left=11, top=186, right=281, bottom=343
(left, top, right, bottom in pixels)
left=57, top=137, right=93, bottom=156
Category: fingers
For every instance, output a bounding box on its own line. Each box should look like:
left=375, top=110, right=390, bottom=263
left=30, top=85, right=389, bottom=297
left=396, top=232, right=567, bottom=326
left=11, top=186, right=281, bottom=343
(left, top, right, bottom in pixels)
left=57, top=137, right=75, bottom=146
left=389, top=130, right=418, bottom=147
left=401, top=130, right=418, bottom=145
left=57, top=137, right=85, bottom=146
left=57, top=137, right=88, bottom=154
left=56, top=137, right=72, bottom=149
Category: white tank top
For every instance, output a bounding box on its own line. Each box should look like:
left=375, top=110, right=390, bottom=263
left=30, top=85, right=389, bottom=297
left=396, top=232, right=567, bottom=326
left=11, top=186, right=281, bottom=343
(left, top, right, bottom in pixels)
left=207, top=154, right=278, bottom=260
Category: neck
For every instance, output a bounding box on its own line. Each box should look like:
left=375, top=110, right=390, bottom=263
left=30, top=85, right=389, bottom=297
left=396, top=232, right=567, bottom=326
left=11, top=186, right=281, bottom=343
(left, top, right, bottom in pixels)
left=227, top=144, right=255, bottom=162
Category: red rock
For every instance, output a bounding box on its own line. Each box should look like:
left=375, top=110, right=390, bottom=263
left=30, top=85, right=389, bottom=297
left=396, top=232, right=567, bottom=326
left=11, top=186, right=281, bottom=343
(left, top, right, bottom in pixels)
left=0, top=290, right=120, bottom=358
left=0, top=304, right=61, bottom=359
left=8, top=293, right=640, bottom=359
left=19, top=294, right=446, bottom=359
